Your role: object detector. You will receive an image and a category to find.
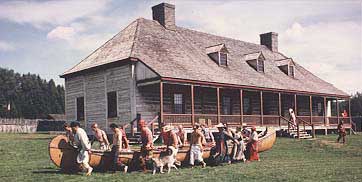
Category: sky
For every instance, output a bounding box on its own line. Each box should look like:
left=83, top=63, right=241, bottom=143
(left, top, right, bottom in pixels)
left=0, top=0, right=361, bottom=94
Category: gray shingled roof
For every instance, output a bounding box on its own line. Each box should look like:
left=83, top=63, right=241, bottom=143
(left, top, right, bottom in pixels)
left=62, top=18, right=348, bottom=97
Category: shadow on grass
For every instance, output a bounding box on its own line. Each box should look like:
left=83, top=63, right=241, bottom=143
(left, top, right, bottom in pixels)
left=32, top=168, right=81, bottom=175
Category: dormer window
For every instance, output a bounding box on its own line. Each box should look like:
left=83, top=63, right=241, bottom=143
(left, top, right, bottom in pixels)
left=289, top=65, right=294, bottom=77
left=206, top=44, right=229, bottom=66
left=244, top=52, right=265, bottom=73
left=276, top=58, right=295, bottom=78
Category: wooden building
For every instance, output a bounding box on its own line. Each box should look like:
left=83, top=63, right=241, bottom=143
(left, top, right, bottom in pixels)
left=61, top=3, right=351, bottom=133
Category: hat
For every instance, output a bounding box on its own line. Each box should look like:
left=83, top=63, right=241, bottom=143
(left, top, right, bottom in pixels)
left=193, top=123, right=200, bottom=129
left=70, top=121, right=80, bottom=127
left=163, top=125, right=172, bottom=132
left=215, top=123, right=225, bottom=128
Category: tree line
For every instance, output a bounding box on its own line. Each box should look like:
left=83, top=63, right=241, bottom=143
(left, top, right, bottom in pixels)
left=0, top=67, right=64, bottom=119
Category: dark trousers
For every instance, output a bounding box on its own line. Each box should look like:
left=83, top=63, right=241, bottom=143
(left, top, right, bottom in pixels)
left=112, top=146, right=125, bottom=171
left=337, top=133, right=346, bottom=143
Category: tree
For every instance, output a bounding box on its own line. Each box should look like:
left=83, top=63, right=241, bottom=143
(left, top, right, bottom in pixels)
left=351, top=92, right=362, bottom=116
left=0, top=67, right=65, bottom=119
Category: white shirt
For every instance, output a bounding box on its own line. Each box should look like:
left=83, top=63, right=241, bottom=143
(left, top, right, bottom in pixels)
left=74, top=128, right=91, bottom=151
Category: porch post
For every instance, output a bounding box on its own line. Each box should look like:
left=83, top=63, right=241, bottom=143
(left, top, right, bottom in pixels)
left=240, top=89, right=243, bottom=126
left=278, top=92, right=282, bottom=126
left=294, top=94, right=297, bottom=116
left=348, top=98, right=352, bottom=125
left=260, top=91, right=264, bottom=126
left=217, top=87, right=220, bottom=124
left=310, top=96, right=313, bottom=124
left=336, top=98, right=340, bottom=124
left=323, top=97, right=327, bottom=126
left=191, top=85, right=195, bottom=126
left=160, top=81, right=164, bottom=124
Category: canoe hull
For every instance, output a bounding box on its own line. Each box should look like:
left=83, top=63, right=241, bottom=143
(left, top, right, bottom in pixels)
left=49, top=127, right=276, bottom=171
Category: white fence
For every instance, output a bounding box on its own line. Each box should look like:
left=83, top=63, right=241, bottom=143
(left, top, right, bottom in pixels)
left=0, top=118, right=39, bottom=133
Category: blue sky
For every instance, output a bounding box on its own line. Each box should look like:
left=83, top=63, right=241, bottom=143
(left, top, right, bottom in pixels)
left=0, top=0, right=361, bottom=94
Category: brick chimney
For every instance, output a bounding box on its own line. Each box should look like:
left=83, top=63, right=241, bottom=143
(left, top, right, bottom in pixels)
left=152, top=3, right=176, bottom=30
left=260, top=32, right=278, bottom=52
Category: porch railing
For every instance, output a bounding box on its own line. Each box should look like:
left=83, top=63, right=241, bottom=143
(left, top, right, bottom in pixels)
left=296, top=117, right=315, bottom=139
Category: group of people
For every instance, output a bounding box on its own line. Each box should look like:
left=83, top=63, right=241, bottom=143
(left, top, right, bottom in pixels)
left=63, top=122, right=130, bottom=176
left=63, top=120, right=261, bottom=176
left=159, top=122, right=260, bottom=168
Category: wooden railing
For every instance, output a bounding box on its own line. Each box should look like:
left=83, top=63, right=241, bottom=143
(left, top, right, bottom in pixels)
left=296, top=117, right=315, bottom=139
left=243, top=115, right=261, bottom=125
left=263, top=115, right=280, bottom=126
left=195, top=114, right=218, bottom=126
left=311, top=116, right=324, bottom=125
left=280, top=115, right=296, bottom=133
left=163, top=113, right=192, bottom=124
left=147, top=115, right=159, bottom=134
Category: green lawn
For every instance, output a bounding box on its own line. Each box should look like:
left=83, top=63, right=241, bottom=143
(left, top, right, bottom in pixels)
left=0, top=133, right=361, bottom=182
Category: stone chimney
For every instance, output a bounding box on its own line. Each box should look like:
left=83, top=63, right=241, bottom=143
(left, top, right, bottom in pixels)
left=152, top=3, right=176, bottom=30
left=260, top=32, right=278, bottom=52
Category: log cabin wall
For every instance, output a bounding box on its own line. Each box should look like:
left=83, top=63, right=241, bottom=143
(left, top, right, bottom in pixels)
left=163, top=84, right=192, bottom=114
left=106, top=66, right=132, bottom=128
left=194, top=87, right=217, bottom=114
left=64, top=64, right=132, bottom=133
left=84, top=71, right=107, bottom=131
left=65, top=76, right=85, bottom=126
left=281, top=94, right=294, bottom=117
left=297, top=95, right=310, bottom=116
left=135, top=84, right=160, bottom=123
left=263, top=92, right=279, bottom=115
left=220, top=89, right=241, bottom=115
left=243, top=90, right=261, bottom=115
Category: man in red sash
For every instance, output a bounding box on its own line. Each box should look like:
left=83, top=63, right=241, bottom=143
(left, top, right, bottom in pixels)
left=247, top=126, right=259, bottom=162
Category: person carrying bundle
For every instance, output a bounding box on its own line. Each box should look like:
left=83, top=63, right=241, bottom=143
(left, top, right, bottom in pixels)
left=70, top=122, right=93, bottom=176
left=91, top=123, right=110, bottom=150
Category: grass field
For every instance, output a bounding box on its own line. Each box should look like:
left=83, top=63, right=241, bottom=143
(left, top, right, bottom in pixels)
left=0, top=133, right=361, bottom=182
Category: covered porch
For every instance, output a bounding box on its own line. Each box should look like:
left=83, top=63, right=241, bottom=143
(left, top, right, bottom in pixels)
left=138, top=79, right=351, bottom=128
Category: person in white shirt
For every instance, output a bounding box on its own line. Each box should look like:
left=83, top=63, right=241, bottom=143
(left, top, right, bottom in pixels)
left=289, top=108, right=297, bottom=129
left=70, top=122, right=93, bottom=176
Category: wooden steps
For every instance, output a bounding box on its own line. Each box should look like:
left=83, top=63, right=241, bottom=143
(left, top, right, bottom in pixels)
left=285, top=129, right=313, bottom=139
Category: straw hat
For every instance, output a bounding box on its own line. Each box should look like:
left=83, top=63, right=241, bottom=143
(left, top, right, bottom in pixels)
left=163, top=125, right=172, bottom=132
left=215, top=123, right=225, bottom=128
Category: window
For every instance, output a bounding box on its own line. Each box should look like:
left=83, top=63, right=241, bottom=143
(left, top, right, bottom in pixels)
left=257, top=59, right=264, bottom=72
left=76, top=97, right=84, bottom=121
left=222, top=96, right=232, bottom=115
left=219, top=53, right=227, bottom=66
left=289, top=65, right=295, bottom=77
left=173, top=93, right=184, bottom=114
left=107, top=91, right=117, bottom=118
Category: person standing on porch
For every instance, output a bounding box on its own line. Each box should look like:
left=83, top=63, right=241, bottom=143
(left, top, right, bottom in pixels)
left=70, top=122, right=93, bottom=176
left=190, top=123, right=207, bottom=168
left=289, top=108, right=297, bottom=129
left=336, top=121, right=346, bottom=144
left=246, top=126, right=259, bottom=162
left=91, top=123, right=110, bottom=150
left=109, top=123, right=128, bottom=173
left=139, top=119, right=154, bottom=172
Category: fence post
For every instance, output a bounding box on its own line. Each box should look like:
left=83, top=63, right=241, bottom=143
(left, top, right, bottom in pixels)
left=312, top=124, right=315, bottom=138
